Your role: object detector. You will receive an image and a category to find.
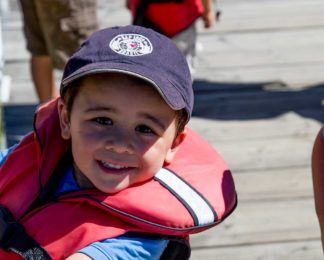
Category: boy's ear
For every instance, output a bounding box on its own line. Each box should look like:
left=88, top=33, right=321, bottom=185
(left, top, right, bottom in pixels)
left=165, top=129, right=187, bottom=164
left=58, top=98, right=71, bottom=140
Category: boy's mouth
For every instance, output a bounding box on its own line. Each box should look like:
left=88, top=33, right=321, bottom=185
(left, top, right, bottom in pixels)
left=100, top=160, right=130, bottom=170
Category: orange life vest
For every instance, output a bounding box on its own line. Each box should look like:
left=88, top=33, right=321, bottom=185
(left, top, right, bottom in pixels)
left=0, top=98, right=236, bottom=259
left=130, top=0, right=203, bottom=37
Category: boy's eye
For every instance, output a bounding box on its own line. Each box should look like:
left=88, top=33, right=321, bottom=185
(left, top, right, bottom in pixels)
left=93, top=117, right=112, bottom=126
left=135, top=125, right=155, bottom=135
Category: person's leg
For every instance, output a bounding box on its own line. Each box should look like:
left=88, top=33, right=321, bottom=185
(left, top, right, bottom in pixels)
left=19, top=0, right=56, bottom=102
left=32, top=0, right=98, bottom=102
left=31, top=55, right=57, bottom=103
left=35, top=0, right=98, bottom=70
left=172, top=24, right=197, bottom=78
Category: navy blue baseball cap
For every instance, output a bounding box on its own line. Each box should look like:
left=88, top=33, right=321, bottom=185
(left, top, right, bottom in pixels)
left=60, top=25, right=193, bottom=122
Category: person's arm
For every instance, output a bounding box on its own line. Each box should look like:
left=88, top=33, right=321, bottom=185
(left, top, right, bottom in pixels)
left=201, top=0, right=216, bottom=28
left=311, top=127, right=324, bottom=251
left=66, top=253, right=90, bottom=260
left=126, top=0, right=131, bottom=9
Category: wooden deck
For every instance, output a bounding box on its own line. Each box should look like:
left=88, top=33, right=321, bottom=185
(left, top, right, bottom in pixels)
left=1, top=0, right=324, bottom=259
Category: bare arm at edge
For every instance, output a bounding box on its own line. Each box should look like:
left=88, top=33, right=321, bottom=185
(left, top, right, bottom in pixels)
left=66, top=253, right=91, bottom=260
left=311, top=127, right=324, bottom=252
left=201, top=0, right=216, bottom=28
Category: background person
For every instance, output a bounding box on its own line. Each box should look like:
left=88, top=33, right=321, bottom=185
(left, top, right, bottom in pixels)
left=18, top=0, right=98, bottom=103
left=126, top=0, right=217, bottom=75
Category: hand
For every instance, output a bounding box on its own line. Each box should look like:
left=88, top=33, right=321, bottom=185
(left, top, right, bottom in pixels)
left=202, top=9, right=216, bottom=28
left=66, top=253, right=91, bottom=260
left=126, top=0, right=131, bottom=10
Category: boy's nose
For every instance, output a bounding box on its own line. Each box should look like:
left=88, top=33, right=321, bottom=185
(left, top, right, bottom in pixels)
left=105, top=142, right=134, bottom=154
left=104, top=130, right=134, bottom=154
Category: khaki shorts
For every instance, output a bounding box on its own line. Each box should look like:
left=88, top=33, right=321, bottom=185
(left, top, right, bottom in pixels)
left=19, top=0, right=98, bottom=69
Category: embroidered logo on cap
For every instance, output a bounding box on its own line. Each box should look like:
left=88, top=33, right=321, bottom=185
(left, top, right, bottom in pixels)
left=109, top=33, right=153, bottom=56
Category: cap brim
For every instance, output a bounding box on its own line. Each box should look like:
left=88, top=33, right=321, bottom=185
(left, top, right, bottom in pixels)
left=61, top=62, right=187, bottom=111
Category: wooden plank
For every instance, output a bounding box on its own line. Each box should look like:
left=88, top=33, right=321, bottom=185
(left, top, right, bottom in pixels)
left=195, top=28, right=324, bottom=86
left=199, top=29, right=324, bottom=67
left=194, top=62, right=324, bottom=89
left=234, top=166, right=313, bottom=201
left=97, top=2, right=131, bottom=28
left=5, top=81, right=38, bottom=104
left=208, top=0, right=324, bottom=33
left=190, top=198, right=320, bottom=247
left=199, top=135, right=314, bottom=171
left=188, top=113, right=321, bottom=142
left=200, top=47, right=324, bottom=69
left=4, top=61, right=30, bottom=80
left=190, top=240, right=323, bottom=260
left=3, top=61, right=63, bottom=82
left=189, top=91, right=322, bottom=171
left=3, top=29, right=29, bottom=61
left=195, top=1, right=324, bottom=87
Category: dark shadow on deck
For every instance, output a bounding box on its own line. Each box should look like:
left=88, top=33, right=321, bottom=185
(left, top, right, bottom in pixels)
left=3, top=80, right=324, bottom=147
left=193, top=79, right=324, bottom=122
left=2, top=104, right=37, bottom=147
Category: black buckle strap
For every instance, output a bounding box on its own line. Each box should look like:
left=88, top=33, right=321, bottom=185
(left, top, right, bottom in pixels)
left=0, top=205, right=52, bottom=260
left=160, top=237, right=191, bottom=260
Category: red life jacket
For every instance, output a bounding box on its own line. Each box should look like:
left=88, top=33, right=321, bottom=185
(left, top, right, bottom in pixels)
left=130, top=0, right=203, bottom=37
left=0, top=98, right=236, bottom=259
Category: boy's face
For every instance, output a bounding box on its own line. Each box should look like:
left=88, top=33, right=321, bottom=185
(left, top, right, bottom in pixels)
left=58, top=73, right=185, bottom=193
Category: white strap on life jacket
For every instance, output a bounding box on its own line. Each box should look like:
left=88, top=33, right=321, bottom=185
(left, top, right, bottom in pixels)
left=155, top=168, right=217, bottom=226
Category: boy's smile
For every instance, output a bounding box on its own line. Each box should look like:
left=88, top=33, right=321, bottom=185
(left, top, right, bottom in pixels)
left=58, top=73, right=185, bottom=193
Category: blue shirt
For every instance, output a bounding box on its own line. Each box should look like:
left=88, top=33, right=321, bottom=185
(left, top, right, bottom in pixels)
left=79, top=233, right=168, bottom=260
left=0, top=148, right=168, bottom=259
left=0, top=145, right=17, bottom=166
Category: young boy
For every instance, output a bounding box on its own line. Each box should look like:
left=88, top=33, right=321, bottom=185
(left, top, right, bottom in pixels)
left=0, top=25, right=236, bottom=259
